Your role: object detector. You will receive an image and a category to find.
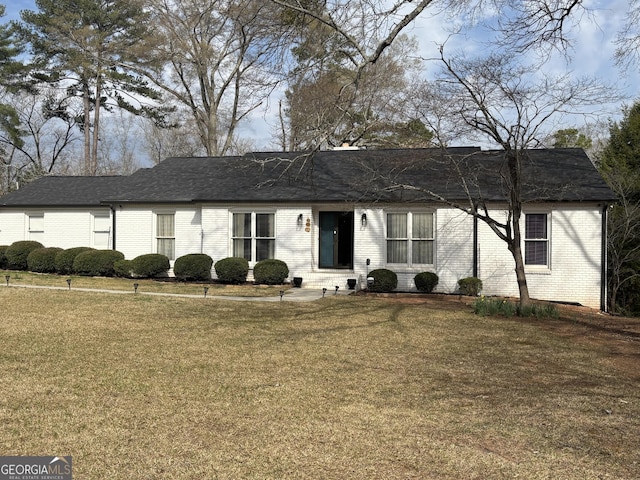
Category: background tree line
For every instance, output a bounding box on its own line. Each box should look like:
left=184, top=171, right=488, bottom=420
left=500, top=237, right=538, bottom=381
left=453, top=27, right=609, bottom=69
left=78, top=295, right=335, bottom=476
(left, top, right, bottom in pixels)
left=0, top=0, right=639, bottom=314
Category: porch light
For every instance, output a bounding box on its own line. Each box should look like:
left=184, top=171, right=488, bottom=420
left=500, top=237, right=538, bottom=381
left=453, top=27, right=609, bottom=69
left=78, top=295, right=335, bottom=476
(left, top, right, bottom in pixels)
left=66, top=278, right=72, bottom=290
left=297, top=214, right=304, bottom=226
left=5, top=275, right=9, bottom=286
left=361, top=212, right=367, bottom=227
left=133, top=283, right=139, bottom=294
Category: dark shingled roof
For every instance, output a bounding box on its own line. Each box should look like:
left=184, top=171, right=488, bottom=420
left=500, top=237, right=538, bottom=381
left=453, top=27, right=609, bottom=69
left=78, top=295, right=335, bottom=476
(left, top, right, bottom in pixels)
left=0, top=176, right=125, bottom=207
left=0, top=148, right=617, bottom=207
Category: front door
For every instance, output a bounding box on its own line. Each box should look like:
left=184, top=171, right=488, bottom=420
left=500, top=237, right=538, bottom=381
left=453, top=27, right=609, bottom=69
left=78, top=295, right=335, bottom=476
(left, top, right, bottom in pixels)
left=319, top=211, right=354, bottom=269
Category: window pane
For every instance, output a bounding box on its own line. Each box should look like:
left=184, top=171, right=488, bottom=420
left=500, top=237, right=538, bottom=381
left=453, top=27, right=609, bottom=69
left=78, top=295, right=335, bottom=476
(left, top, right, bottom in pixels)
left=412, top=240, right=434, bottom=264
left=29, top=214, right=44, bottom=231
left=525, top=241, right=547, bottom=265
left=387, top=213, right=407, bottom=238
left=157, top=214, right=174, bottom=237
left=157, top=238, right=175, bottom=260
left=256, top=239, right=275, bottom=261
left=256, top=213, right=274, bottom=238
left=413, top=213, right=433, bottom=239
left=526, top=214, right=547, bottom=239
left=233, top=213, right=251, bottom=237
left=233, top=238, right=251, bottom=260
left=387, top=240, right=408, bottom=263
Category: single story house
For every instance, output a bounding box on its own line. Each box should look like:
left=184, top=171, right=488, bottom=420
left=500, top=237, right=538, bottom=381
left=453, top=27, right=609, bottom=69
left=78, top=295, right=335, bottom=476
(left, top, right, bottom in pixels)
left=0, top=147, right=617, bottom=309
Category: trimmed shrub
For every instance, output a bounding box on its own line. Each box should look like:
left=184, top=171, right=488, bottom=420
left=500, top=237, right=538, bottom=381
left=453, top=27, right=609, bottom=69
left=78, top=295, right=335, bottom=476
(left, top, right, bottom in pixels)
left=55, top=247, right=94, bottom=275
left=215, top=257, right=249, bottom=284
left=5, top=241, right=45, bottom=270
left=73, top=249, right=125, bottom=276
left=131, top=253, right=170, bottom=278
left=253, top=259, right=289, bottom=285
left=114, top=259, right=134, bottom=278
left=174, top=254, right=213, bottom=281
left=0, top=245, right=8, bottom=269
left=367, top=268, right=398, bottom=293
left=458, top=276, right=483, bottom=296
left=27, top=247, right=63, bottom=273
left=414, top=271, right=439, bottom=293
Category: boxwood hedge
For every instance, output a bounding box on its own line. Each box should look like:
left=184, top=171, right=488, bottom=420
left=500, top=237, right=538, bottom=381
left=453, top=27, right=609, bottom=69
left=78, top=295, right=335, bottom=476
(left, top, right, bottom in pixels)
left=4, top=241, right=45, bottom=270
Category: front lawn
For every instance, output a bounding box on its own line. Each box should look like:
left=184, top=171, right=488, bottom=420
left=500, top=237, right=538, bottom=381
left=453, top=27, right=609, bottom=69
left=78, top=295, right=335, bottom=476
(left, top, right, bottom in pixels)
left=0, top=288, right=638, bottom=479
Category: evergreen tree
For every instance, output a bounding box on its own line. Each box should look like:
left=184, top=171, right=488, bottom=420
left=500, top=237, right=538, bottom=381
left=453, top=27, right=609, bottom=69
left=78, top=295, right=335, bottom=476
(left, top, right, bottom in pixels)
left=600, top=102, right=640, bottom=314
left=16, top=0, right=166, bottom=175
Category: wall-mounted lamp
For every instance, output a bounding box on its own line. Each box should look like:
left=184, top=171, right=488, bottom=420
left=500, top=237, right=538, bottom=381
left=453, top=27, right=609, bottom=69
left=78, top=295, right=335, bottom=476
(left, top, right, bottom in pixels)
left=297, top=214, right=304, bottom=226
left=361, top=212, right=367, bottom=227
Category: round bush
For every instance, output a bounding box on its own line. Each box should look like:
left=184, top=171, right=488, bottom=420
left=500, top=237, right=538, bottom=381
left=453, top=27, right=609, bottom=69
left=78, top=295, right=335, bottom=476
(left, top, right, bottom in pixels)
left=27, top=247, right=63, bottom=273
left=215, top=257, right=249, bottom=284
left=458, top=276, right=483, bottom=296
left=0, top=245, right=8, bottom=269
left=55, top=247, right=95, bottom=274
left=131, top=254, right=170, bottom=278
left=253, top=259, right=289, bottom=285
left=367, top=268, right=398, bottom=293
left=173, top=254, right=213, bottom=281
left=414, top=271, right=439, bottom=293
left=72, top=249, right=125, bottom=276
left=5, top=241, right=45, bottom=270
left=114, top=259, right=134, bottom=278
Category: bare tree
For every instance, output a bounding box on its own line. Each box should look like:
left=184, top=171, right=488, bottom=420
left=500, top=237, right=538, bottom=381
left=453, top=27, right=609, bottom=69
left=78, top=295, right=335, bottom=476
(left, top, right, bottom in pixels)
left=0, top=89, right=80, bottom=192
left=395, top=50, right=616, bottom=308
left=142, top=0, right=291, bottom=156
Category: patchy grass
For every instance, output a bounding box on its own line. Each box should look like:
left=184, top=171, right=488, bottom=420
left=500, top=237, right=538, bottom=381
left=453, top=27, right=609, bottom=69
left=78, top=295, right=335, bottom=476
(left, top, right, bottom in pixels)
left=0, top=270, right=286, bottom=297
left=0, top=288, right=638, bottom=479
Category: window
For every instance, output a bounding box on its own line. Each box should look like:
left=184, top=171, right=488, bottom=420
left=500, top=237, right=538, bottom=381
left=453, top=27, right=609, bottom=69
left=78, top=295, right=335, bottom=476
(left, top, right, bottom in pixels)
left=525, top=213, right=549, bottom=266
left=232, top=212, right=275, bottom=262
left=386, top=212, right=434, bottom=265
left=93, top=213, right=111, bottom=249
left=28, top=213, right=44, bottom=243
left=156, top=213, right=175, bottom=260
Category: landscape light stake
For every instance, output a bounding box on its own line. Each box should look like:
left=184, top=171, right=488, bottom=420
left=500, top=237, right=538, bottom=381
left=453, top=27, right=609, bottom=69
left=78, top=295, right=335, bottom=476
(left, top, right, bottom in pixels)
left=335, top=286, right=339, bottom=295
left=133, top=283, right=139, bottom=294
left=322, top=287, right=327, bottom=297
left=66, top=278, right=72, bottom=290
left=203, top=286, right=209, bottom=298
left=5, top=275, right=9, bottom=287
left=279, top=290, right=284, bottom=301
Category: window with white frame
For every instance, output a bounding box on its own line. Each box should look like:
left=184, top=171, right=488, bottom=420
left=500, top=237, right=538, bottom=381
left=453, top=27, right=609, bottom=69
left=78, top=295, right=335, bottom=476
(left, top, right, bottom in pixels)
left=156, top=213, right=175, bottom=260
left=232, top=212, right=275, bottom=262
left=28, top=213, right=44, bottom=243
left=524, top=213, right=549, bottom=266
left=386, top=212, right=435, bottom=265
left=92, top=212, right=111, bottom=249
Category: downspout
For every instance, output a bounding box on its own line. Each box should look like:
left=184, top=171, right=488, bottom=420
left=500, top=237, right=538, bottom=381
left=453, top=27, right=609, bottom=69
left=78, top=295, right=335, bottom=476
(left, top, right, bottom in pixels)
left=110, top=204, right=117, bottom=251
left=601, top=204, right=608, bottom=312
left=473, top=206, right=479, bottom=278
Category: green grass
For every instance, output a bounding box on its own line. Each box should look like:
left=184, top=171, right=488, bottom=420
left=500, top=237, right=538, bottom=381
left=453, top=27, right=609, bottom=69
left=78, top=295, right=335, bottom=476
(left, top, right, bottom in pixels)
left=0, top=288, right=638, bottom=479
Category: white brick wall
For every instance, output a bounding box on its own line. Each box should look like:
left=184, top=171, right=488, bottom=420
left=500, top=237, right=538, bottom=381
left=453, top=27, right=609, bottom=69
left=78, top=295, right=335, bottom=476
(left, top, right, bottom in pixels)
left=0, top=201, right=606, bottom=307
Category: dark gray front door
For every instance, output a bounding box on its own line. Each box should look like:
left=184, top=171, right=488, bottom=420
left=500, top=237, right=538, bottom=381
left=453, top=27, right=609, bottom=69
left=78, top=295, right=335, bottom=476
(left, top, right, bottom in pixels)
left=319, top=211, right=353, bottom=269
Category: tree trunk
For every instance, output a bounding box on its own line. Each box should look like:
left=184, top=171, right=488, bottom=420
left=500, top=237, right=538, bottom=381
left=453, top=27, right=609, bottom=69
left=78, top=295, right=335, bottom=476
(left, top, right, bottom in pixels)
left=83, top=84, right=91, bottom=175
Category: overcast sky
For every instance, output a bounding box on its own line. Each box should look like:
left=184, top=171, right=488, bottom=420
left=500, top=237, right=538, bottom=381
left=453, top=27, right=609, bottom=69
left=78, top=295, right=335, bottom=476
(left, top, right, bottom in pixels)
left=3, top=0, right=639, bottom=151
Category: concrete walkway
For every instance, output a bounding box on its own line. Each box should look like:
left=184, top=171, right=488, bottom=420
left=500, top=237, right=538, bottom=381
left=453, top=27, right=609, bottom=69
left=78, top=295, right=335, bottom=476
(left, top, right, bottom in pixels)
left=1, top=282, right=354, bottom=302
